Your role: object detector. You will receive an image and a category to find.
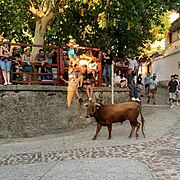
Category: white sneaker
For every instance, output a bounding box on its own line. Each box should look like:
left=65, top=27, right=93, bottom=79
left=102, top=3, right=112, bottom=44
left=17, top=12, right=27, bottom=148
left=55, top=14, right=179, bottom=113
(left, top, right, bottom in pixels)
left=7, top=82, right=12, bottom=85
left=135, top=98, right=141, bottom=102
left=3, top=82, right=8, bottom=86
left=131, top=97, right=136, bottom=101
left=177, top=102, right=179, bottom=106
left=89, top=97, right=92, bottom=102
left=170, top=104, right=174, bottom=109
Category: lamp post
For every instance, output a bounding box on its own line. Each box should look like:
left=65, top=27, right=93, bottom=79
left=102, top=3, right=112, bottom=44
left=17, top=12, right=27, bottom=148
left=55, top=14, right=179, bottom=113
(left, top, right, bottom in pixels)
left=111, top=63, right=114, bottom=104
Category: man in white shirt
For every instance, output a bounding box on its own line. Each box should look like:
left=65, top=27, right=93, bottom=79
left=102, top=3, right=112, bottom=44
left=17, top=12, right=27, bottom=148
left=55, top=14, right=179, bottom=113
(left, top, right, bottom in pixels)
left=127, top=55, right=138, bottom=72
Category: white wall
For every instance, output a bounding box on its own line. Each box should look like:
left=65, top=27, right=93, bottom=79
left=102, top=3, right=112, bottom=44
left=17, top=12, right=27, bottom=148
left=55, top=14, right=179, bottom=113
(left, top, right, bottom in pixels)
left=152, top=51, right=180, bottom=81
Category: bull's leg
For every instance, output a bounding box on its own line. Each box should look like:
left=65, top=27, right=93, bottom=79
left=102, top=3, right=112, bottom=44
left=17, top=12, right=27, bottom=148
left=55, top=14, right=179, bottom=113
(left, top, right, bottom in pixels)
left=135, top=122, right=140, bottom=139
left=92, top=123, right=102, bottom=140
left=107, top=124, right=112, bottom=140
left=128, top=123, right=135, bottom=138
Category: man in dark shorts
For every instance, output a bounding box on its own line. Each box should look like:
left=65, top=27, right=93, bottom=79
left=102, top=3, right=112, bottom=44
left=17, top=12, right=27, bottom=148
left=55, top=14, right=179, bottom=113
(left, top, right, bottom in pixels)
left=167, top=74, right=178, bottom=108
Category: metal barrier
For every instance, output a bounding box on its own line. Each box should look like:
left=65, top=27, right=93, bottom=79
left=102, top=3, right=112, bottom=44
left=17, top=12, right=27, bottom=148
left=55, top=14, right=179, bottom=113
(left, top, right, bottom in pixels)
left=0, top=43, right=102, bottom=86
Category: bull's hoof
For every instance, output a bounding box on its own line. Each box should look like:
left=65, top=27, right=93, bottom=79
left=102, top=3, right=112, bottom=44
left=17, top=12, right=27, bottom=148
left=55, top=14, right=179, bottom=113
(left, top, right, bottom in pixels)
left=92, top=137, right=97, bottom=140
left=136, top=134, right=139, bottom=139
left=128, top=135, right=132, bottom=138
left=107, top=137, right=111, bottom=140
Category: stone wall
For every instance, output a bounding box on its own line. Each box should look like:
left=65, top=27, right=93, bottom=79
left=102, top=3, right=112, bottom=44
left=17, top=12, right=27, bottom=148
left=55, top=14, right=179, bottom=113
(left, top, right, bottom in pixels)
left=0, top=85, right=130, bottom=139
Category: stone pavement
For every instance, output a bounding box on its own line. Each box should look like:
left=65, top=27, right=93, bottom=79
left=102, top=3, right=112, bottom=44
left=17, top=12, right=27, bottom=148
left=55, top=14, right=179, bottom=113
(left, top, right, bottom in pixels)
left=0, top=88, right=179, bottom=180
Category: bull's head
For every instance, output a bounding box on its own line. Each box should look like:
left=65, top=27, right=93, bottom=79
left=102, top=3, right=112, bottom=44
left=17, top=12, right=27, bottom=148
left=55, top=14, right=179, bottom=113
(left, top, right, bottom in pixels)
left=84, top=102, right=101, bottom=118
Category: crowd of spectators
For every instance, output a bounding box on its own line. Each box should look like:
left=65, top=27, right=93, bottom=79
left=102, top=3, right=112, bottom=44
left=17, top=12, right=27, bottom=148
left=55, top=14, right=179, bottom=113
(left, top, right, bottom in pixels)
left=0, top=39, right=58, bottom=85
left=1, top=38, right=171, bottom=105
left=62, top=38, right=100, bottom=103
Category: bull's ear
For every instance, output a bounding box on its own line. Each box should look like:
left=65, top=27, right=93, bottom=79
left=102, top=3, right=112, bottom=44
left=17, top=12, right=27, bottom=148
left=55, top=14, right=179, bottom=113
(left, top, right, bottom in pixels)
left=83, top=103, right=88, bottom=107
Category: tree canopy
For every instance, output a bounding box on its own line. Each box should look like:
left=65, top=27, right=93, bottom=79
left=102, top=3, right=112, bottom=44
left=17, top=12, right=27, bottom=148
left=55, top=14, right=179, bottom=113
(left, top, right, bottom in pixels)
left=0, top=0, right=179, bottom=56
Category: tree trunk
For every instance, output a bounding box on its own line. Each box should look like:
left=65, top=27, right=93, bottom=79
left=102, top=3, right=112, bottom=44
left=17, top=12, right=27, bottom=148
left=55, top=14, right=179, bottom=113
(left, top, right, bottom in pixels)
left=32, top=14, right=54, bottom=57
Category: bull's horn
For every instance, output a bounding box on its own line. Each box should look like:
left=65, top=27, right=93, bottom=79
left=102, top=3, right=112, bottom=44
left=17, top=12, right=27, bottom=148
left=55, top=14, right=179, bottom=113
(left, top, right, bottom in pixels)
left=83, top=103, right=88, bottom=106
left=95, top=103, right=101, bottom=106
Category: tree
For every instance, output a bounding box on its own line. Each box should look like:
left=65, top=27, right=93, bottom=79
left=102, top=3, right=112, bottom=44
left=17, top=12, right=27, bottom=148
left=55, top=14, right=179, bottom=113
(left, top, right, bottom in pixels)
left=0, top=0, right=179, bottom=56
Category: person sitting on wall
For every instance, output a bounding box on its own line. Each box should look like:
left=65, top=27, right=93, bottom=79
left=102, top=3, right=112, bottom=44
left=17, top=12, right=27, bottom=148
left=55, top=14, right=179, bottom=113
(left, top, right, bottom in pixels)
left=47, top=49, right=58, bottom=80
left=12, top=47, right=22, bottom=81
left=21, top=48, right=33, bottom=83
left=48, top=48, right=57, bottom=64
left=82, top=66, right=95, bottom=101
left=34, top=49, right=48, bottom=80
left=114, top=69, right=127, bottom=88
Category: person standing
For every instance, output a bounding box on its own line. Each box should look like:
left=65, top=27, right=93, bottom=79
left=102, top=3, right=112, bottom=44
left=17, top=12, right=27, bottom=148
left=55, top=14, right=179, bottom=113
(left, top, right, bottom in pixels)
left=60, top=65, right=83, bottom=106
left=137, top=74, right=143, bottom=97
left=82, top=67, right=95, bottom=102
left=174, top=74, right=180, bottom=105
left=144, top=72, right=151, bottom=95
left=0, top=39, right=12, bottom=85
left=126, top=55, right=138, bottom=75
left=125, top=68, right=140, bottom=101
left=147, top=73, right=158, bottom=105
left=167, top=75, right=178, bottom=108
left=66, top=39, right=79, bottom=67
left=102, top=49, right=113, bottom=86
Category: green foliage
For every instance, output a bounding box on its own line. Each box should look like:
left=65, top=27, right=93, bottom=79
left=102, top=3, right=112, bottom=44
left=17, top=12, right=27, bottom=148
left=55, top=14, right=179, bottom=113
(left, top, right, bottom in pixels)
left=0, top=0, right=34, bottom=43
left=0, top=0, right=179, bottom=56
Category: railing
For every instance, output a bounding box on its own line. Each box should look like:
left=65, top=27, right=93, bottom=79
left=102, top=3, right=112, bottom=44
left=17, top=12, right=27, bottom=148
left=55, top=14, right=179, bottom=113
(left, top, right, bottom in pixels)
left=0, top=43, right=102, bottom=86
left=10, top=62, right=58, bottom=85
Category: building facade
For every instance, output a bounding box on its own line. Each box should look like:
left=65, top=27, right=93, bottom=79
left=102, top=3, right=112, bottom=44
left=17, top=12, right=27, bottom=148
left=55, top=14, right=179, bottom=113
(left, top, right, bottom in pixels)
left=152, top=16, right=180, bottom=85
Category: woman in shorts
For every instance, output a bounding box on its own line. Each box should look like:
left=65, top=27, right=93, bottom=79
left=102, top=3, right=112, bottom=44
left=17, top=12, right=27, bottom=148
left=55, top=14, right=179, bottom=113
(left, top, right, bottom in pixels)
left=0, top=39, right=12, bottom=85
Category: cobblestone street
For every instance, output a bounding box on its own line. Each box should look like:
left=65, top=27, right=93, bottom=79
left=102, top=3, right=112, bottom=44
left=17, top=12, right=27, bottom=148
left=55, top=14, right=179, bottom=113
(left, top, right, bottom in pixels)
left=0, top=88, right=179, bottom=180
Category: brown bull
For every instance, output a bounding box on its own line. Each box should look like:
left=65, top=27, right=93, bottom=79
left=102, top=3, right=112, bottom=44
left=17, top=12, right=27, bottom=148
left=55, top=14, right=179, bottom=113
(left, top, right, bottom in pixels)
left=84, top=101, right=145, bottom=140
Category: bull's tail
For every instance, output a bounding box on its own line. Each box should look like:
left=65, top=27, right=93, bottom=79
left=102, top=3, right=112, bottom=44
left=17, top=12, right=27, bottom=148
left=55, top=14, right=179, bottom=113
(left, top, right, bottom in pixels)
left=139, top=106, right=145, bottom=138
